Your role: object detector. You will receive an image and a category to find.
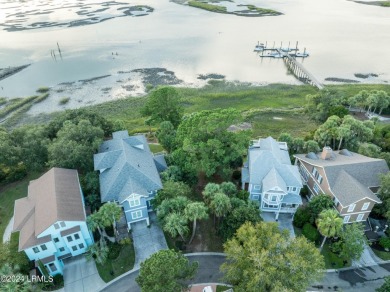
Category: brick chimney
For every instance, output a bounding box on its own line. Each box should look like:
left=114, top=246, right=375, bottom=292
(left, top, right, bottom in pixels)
left=321, top=146, right=333, bottom=160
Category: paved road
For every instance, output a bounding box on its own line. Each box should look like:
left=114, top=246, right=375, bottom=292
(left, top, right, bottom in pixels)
left=100, top=254, right=390, bottom=292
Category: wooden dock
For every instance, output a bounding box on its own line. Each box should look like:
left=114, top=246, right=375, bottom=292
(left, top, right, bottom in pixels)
left=278, top=49, right=323, bottom=90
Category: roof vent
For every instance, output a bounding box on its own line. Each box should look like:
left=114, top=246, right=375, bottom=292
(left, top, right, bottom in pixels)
left=339, top=149, right=353, bottom=156
left=320, top=146, right=333, bottom=160
left=305, top=152, right=318, bottom=160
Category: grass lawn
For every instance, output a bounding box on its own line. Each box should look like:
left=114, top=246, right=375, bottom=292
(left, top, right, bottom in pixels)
left=372, top=248, right=390, bottom=260
left=96, top=241, right=135, bottom=282
left=321, top=242, right=351, bottom=269
left=148, top=143, right=164, bottom=153
left=0, top=171, right=44, bottom=238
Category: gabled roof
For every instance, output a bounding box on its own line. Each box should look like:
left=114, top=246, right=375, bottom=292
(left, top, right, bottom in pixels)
left=94, top=132, right=164, bottom=203
left=13, top=168, right=86, bottom=250
left=248, top=137, right=302, bottom=190
left=262, top=168, right=287, bottom=193
left=295, top=150, right=388, bottom=206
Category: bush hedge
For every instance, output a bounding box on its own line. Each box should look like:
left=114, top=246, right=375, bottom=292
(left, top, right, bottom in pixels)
left=302, top=223, right=320, bottom=243
left=293, top=206, right=311, bottom=228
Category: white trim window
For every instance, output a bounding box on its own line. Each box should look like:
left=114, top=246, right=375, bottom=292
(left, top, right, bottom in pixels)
left=129, top=197, right=141, bottom=207
left=312, top=167, right=318, bottom=177
left=313, top=183, right=320, bottom=194
left=362, top=202, right=370, bottom=211
left=253, top=185, right=261, bottom=191
left=131, top=210, right=143, bottom=220
left=347, top=204, right=356, bottom=212
left=357, top=213, right=364, bottom=221
left=252, top=195, right=259, bottom=200
left=343, top=215, right=350, bottom=223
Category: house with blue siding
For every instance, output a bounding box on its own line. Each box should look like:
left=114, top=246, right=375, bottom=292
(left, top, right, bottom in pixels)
left=241, top=137, right=303, bottom=220
left=12, top=168, right=93, bottom=276
left=94, top=131, right=166, bottom=229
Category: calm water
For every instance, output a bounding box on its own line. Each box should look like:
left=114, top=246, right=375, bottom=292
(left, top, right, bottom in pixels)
left=0, top=0, right=389, bottom=112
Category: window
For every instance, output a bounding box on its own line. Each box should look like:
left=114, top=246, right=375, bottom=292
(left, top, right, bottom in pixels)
left=59, top=247, right=65, bottom=252
left=313, top=184, right=320, bottom=194
left=49, top=263, right=57, bottom=272
left=253, top=185, right=261, bottom=190
left=347, top=204, right=356, bottom=212
left=317, top=174, right=323, bottom=184
left=74, top=233, right=80, bottom=240
left=67, top=236, right=73, bottom=242
left=299, top=165, right=309, bottom=182
left=263, top=203, right=278, bottom=209
left=33, top=247, right=39, bottom=253
left=40, top=244, right=47, bottom=251
left=292, top=187, right=297, bottom=192
left=53, top=237, right=59, bottom=243
left=79, top=243, right=84, bottom=249
left=60, top=222, right=66, bottom=227
left=72, top=246, right=77, bottom=251
left=357, top=213, right=364, bottom=221
left=252, top=195, right=259, bottom=200
left=312, top=167, right=318, bottom=177
left=129, top=197, right=141, bottom=207
left=131, top=210, right=142, bottom=220
left=271, top=195, right=277, bottom=202
left=362, top=202, right=370, bottom=211
left=343, top=215, right=350, bottom=223
left=54, top=223, right=59, bottom=229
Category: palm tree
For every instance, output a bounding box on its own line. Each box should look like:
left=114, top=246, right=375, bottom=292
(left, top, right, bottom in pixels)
left=163, top=212, right=189, bottom=241
left=86, top=238, right=109, bottom=265
left=184, top=202, right=208, bottom=244
left=317, top=209, right=343, bottom=251
left=210, top=192, right=231, bottom=226
left=98, top=202, right=122, bottom=236
left=0, top=264, right=32, bottom=292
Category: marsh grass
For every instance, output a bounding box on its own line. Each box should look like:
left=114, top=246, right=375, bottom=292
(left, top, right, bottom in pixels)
left=188, top=0, right=227, bottom=13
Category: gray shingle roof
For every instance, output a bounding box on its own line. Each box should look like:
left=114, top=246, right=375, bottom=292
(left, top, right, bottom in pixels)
left=247, top=137, right=302, bottom=191
left=281, top=193, right=303, bottom=204
left=263, top=167, right=287, bottom=193
left=94, top=132, right=164, bottom=203
left=295, top=150, right=389, bottom=206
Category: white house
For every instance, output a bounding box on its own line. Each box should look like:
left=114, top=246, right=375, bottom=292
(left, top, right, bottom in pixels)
left=12, top=168, right=93, bottom=276
left=241, top=137, right=303, bottom=220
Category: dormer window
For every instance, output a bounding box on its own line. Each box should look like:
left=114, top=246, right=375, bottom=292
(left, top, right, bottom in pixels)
left=129, top=197, right=141, bottom=207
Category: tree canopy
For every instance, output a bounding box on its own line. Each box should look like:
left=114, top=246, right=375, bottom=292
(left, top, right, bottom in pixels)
left=136, top=249, right=198, bottom=292
left=221, top=222, right=325, bottom=291
left=317, top=209, right=343, bottom=250
left=172, top=108, right=250, bottom=177
left=140, top=86, right=184, bottom=128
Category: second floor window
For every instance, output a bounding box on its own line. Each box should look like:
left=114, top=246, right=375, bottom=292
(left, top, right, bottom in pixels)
left=347, top=204, right=356, bottom=212
left=131, top=210, right=142, bottom=220
left=74, top=233, right=80, bottom=240
left=40, top=244, right=47, bottom=251
left=33, top=247, right=39, bottom=253
left=362, top=202, right=370, bottom=211
left=67, top=236, right=73, bottom=242
left=129, top=197, right=141, bottom=207
left=313, top=183, right=320, bottom=194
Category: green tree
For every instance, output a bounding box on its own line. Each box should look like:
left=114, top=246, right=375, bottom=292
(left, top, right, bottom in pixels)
left=11, top=125, right=49, bottom=171
left=210, top=192, right=232, bottom=226
left=173, top=108, right=249, bottom=178
left=153, top=181, right=192, bottom=208
left=328, top=105, right=349, bottom=119
left=156, top=121, right=177, bottom=153
left=376, top=276, right=390, bottom=292
left=87, top=202, right=122, bottom=243
left=377, top=172, right=390, bottom=219
left=202, top=183, right=221, bottom=204
left=140, top=86, right=183, bottom=128
left=278, top=132, right=293, bottom=146
left=86, top=238, right=109, bottom=265
left=184, top=202, right=208, bottom=244
left=221, top=222, right=325, bottom=292
left=48, top=119, right=104, bottom=173
left=163, top=212, right=189, bottom=241
left=376, top=90, right=390, bottom=115
left=136, top=249, right=198, bottom=292
left=314, top=115, right=341, bottom=149
left=317, top=209, right=343, bottom=251
left=348, top=90, right=369, bottom=112
left=307, top=194, right=334, bottom=223
left=160, top=165, right=183, bottom=182
left=305, top=89, right=343, bottom=122
left=304, top=140, right=320, bottom=153
left=220, top=182, right=237, bottom=197
left=0, top=264, right=33, bottom=292
left=46, top=109, right=112, bottom=139
left=292, top=137, right=305, bottom=154
left=358, top=142, right=381, bottom=158
left=0, top=128, right=21, bottom=167
left=339, top=223, right=367, bottom=261
left=218, top=198, right=261, bottom=241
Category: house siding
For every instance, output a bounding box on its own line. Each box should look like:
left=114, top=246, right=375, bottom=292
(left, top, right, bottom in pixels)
left=24, top=220, right=92, bottom=276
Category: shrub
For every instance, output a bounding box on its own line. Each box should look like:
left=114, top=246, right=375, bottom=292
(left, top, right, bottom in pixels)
left=302, top=223, right=320, bottom=243
left=380, top=237, right=390, bottom=249
left=293, top=206, right=311, bottom=228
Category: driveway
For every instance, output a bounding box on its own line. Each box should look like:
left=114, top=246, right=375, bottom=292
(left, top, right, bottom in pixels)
left=261, top=212, right=295, bottom=237
left=63, top=254, right=105, bottom=292
left=132, top=212, right=168, bottom=269
left=352, top=244, right=384, bottom=267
